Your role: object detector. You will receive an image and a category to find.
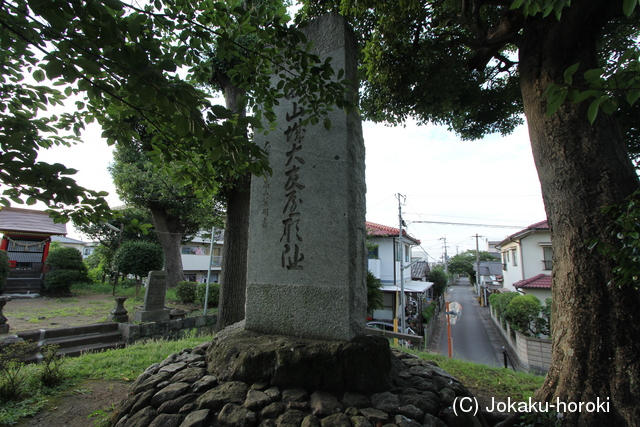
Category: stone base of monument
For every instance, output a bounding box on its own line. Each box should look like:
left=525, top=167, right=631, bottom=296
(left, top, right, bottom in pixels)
left=206, top=321, right=391, bottom=394
left=112, top=322, right=494, bottom=427
left=133, top=308, right=171, bottom=323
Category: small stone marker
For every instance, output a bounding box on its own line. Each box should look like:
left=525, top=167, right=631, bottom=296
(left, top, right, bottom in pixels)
left=245, top=13, right=367, bottom=341
left=134, top=271, right=170, bottom=322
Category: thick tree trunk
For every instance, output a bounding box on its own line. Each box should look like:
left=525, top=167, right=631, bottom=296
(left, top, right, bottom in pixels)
left=216, top=177, right=251, bottom=330
left=215, top=74, right=251, bottom=331
left=520, top=2, right=640, bottom=424
left=149, top=204, right=185, bottom=288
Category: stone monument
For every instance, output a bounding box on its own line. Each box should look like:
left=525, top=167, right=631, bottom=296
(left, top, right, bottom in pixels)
left=207, top=13, right=390, bottom=394
left=245, top=12, right=367, bottom=342
left=134, top=271, right=170, bottom=322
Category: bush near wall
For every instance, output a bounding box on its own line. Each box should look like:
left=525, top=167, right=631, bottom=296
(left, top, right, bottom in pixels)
left=196, top=282, right=220, bottom=307
left=175, top=281, right=198, bottom=304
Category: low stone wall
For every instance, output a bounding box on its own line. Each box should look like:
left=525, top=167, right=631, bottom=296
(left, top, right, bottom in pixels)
left=119, top=314, right=217, bottom=345
left=490, top=307, right=551, bottom=374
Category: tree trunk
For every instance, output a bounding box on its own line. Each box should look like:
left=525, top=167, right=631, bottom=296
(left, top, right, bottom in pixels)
left=216, top=176, right=251, bottom=330
left=149, top=203, right=185, bottom=288
left=215, top=74, right=251, bottom=331
left=520, top=2, right=640, bottom=424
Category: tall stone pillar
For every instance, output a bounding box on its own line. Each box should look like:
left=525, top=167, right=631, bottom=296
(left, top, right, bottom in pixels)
left=245, top=13, right=367, bottom=341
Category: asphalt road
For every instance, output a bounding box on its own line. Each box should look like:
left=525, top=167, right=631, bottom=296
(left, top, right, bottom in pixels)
left=439, top=284, right=500, bottom=367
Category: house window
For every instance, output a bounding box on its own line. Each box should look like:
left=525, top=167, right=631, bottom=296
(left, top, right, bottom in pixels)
left=543, top=247, right=553, bottom=270
left=502, top=252, right=508, bottom=271
left=512, top=248, right=517, bottom=266
left=405, top=244, right=410, bottom=262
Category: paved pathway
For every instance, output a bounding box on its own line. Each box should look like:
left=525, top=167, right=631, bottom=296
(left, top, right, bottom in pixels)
left=427, top=284, right=510, bottom=367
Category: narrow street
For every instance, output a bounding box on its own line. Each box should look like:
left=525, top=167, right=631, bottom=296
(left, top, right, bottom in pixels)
left=434, top=282, right=505, bottom=367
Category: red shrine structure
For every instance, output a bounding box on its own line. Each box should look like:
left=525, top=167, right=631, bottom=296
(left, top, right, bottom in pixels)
left=0, top=207, right=67, bottom=294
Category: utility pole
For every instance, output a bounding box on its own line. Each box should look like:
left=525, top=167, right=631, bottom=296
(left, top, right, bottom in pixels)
left=204, top=226, right=217, bottom=315
left=440, top=237, right=449, bottom=283
left=474, top=234, right=482, bottom=298
left=397, top=193, right=406, bottom=338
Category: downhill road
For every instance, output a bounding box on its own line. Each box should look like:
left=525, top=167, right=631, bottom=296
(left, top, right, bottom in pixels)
left=439, top=284, right=500, bottom=366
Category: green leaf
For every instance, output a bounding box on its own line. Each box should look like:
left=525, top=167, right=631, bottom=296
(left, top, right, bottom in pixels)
left=626, top=91, right=640, bottom=106
left=44, top=59, right=64, bottom=80
left=564, top=62, right=580, bottom=85
left=33, top=69, right=45, bottom=82
left=623, top=0, right=638, bottom=16
left=510, top=0, right=525, bottom=10
left=587, top=98, right=603, bottom=124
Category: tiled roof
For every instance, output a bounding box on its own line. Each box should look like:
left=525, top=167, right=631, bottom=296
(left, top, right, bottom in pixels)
left=477, top=261, right=503, bottom=276
left=498, top=219, right=549, bottom=246
left=514, top=273, right=552, bottom=289
left=411, top=260, right=430, bottom=280
left=0, top=207, right=67, bottom=236
left=366, top=221, right=421, bottom=245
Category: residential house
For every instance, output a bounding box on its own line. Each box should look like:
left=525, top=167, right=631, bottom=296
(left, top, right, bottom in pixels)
left=0, top=207, right=67, bottom=294
left=51, top=235, right=92, bottom=257
left=497, top=220, right=552, bottom=299
left=181, top=229, right=225, bottom=283
left=366, top=221, right=433, bottom=321
left=514, top=273, right=552, bottom=303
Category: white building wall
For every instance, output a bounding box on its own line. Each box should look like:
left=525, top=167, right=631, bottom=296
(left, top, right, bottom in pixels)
left=500, top=240, right=523, bottom=292
left=500, top=231, right=551, bottom=292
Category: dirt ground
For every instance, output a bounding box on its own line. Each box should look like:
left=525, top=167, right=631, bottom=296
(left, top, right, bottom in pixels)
left=14, top=380, right=131, bottom=427
left=1, top=294, right=197, bottom=426
left=1, top=293, right=196, bottom=335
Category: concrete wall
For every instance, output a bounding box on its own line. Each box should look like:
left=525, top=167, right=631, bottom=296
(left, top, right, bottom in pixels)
left=490, top=307, right=551, bottom=374
left=119, top=314, right=216, bottom=345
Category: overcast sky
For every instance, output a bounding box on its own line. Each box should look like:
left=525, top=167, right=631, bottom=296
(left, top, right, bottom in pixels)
left=33, top=116, right=547, bottom=261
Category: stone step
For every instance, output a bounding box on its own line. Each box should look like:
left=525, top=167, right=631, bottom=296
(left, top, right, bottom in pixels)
left=39, top=330, right=123, bottom=350
left=16, top=322, right=125, bottom=363
left=23, top=340, right=126, bottom=364
left=17, top=322, right=120, bottom=342
left=9, top=270, right=43, bottom=278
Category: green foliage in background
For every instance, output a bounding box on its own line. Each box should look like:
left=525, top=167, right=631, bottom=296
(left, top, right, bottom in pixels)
left=367, top=271, right=384, bottom=315
left=175, top=281, right=198, bottom=304
left=196, top=282, right=220, bottom=307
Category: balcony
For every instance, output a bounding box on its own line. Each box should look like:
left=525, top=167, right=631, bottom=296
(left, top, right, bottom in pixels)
left=182, top=254, right=223, bottom=271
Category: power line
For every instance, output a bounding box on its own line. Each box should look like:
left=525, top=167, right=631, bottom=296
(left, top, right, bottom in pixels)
left=410, top=220, right=525, bottom=229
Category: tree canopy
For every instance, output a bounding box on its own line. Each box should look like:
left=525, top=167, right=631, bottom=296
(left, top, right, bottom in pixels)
left=1, top=0, right=350, bottom=223
left=302, top=0, right=640, bottom=424
left=448, top=250, right=498, bottom=282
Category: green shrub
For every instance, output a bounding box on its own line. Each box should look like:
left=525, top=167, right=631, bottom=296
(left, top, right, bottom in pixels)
left=37, top=344, right=66, bottom=388
left=175, top=281, right=198, bottom=304
left=429, top=266, right=448, bottom=298
left=489, top=292, right=519, bottom=319
left=196, top=282, right=220, bottom=307
left=44, top=247, right=88, bottom=295
left=0, top=250, right=9, bottom=292
left=421, top=301, right=437, bottom=324
left=506, top=294, right=543, bottom=337
left=45, top=247, right=86, bottom=271
left=367, top=271, right=384, bottom=315
left=44, top=270, right=88, bottom=295
left=0, top=341, right=37, bottom=402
